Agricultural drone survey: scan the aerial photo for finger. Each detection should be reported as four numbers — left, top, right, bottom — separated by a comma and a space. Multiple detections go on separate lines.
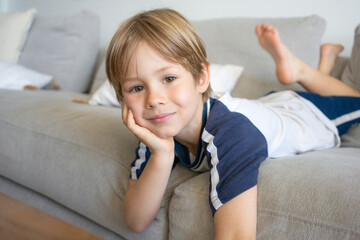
127, 108, 135, 127
122, 102, 129, 125
125, 109, 152, 140
126, 109, 143, 134
120, 105, 165, 148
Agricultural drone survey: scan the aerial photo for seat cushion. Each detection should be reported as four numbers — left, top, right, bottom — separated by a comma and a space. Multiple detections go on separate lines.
0, 89, 197, 239
169, 148, 360, 240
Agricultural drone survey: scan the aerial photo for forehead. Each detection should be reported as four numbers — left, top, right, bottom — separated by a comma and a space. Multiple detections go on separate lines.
126, 41, 184, 78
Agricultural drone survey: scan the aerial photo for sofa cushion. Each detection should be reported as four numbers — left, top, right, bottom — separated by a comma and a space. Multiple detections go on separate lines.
169, 148, 360, 239
193, 15, 326, 99
341, 24, 360, 92
0, 89, 197, 239
18, 11, 100, 93
0, 8, 36, 63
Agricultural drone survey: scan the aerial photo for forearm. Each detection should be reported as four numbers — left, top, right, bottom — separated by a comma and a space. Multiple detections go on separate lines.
214, 186, 257, 240
123, 151, 174, 232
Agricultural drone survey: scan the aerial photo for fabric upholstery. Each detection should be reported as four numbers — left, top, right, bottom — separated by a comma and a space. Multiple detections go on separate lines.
19, 11, 100, 93
169, 148, 360, 240
0, 89, 197, 239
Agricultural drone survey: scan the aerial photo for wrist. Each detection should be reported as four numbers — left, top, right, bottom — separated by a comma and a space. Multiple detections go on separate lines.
150, 148, 175, 167
151, 148, 175, 160
149, 138, 175, 156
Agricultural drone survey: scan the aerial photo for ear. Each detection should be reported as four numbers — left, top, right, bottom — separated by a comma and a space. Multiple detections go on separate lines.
198, 63, 210, 94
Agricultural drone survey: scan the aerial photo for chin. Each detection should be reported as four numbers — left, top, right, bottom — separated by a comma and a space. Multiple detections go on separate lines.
154, 132, 175, 139
152, 128, 178, 139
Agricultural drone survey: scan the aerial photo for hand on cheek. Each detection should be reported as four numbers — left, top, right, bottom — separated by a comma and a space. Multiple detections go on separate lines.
121, 102, 174, 155
121, 102, 140, 130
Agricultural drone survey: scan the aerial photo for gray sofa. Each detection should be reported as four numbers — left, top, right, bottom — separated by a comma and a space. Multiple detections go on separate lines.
1, 11, 359, 240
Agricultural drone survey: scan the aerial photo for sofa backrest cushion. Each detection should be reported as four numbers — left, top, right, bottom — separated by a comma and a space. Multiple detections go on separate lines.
193, 15, 326, 99
19, 11, 99, 93
0, 8, 36, 63
341, 24, 360, 93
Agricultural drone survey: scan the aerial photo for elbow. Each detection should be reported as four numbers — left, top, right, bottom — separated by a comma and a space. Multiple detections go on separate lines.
124, 218, 148, 233
123, 210, 149, 233
123, 193, 155, 233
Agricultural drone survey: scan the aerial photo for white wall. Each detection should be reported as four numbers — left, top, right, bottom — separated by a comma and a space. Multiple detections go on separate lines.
2, 0, 360, 57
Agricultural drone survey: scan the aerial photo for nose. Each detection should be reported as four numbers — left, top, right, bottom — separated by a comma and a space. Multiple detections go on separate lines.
146, 88, 167, 109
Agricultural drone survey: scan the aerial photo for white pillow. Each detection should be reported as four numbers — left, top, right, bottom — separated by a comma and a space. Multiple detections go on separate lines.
209, 63, 243, 93
88, 80, 121, 107
0, 61, 53, 90
88, 63, 243, 107
0, 8, 36, 63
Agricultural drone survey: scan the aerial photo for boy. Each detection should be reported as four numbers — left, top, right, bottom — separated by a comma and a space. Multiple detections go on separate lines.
106, 8, 360, 239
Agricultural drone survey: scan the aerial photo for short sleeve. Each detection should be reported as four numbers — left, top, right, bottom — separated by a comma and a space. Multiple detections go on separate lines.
203, 100, 268, 214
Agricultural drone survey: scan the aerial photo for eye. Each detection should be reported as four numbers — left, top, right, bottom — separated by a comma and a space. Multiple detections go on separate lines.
130, 85, 144, 93
163, 76, 176, 83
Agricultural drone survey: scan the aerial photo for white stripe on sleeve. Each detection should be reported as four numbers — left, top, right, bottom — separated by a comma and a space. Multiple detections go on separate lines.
202, 129, 223, 210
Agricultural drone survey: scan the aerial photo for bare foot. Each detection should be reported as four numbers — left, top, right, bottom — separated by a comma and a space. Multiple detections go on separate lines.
318, 43, 344, 74
255, 23, 300, 85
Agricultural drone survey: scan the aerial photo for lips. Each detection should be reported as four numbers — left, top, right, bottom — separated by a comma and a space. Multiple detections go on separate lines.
148, 112, 175, 124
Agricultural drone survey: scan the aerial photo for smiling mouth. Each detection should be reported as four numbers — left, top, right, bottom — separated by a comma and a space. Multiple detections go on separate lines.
148, 112, 175, 124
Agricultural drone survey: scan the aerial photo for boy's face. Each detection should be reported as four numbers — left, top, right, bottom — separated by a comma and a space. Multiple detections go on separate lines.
121, 41, 209, 139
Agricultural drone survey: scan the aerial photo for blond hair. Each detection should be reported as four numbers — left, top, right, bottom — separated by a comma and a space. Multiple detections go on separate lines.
106, 8, 211, 101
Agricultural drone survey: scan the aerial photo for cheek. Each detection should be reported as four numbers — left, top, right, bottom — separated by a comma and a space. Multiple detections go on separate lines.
172, 83, 200, 105
123, 97, 144, 124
